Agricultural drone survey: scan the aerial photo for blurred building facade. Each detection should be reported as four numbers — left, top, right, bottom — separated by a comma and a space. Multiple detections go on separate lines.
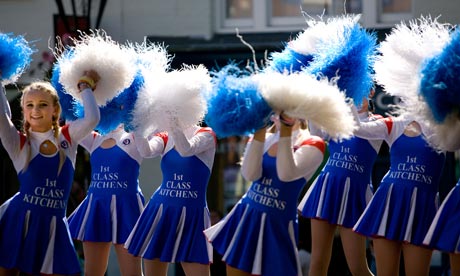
0, 1, 459, 275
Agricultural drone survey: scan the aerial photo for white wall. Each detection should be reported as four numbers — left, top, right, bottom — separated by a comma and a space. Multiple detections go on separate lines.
0, 0, 213, 83
415, 0, 460, 24
2, 0, 460, 84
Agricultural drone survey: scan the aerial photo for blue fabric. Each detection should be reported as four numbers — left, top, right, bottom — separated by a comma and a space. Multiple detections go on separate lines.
424, 180, 460, 252
68, 145, 145, 243
354, 134, 446, 245
0, 154, 80, 275
208, 153, 306, 275
300, 136, 378, 228
126, 149, 212, 263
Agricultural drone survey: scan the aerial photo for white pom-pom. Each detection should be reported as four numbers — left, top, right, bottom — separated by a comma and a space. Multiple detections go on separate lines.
254, 71, 356, 140
126, 40, 171, 73
374, 17, 451, 102
289, 14, 360, 56
131, 65, 210, 136
427, 113, 460, 152
58, 30, 137, 106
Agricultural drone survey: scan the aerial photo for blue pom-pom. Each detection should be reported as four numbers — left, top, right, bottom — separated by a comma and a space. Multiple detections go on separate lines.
267, 45, 314, 73
51, 49, 83, 122
307, 24, 377, 105
420, 29, 460, 123
94, 71, 144, 135
121, 72, 145, 132
205, 65, 273, 138
0, 32, 35, 83
54, 50, 144, 134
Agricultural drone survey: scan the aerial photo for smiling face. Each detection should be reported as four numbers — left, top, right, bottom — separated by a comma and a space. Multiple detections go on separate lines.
21, 82, 60, 133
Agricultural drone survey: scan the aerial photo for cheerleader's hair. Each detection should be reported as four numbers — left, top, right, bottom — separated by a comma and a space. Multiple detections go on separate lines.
21, 82, 66, 174
0, 32, 35, 84
57, 29, 137, 106
204, 64, 273, 138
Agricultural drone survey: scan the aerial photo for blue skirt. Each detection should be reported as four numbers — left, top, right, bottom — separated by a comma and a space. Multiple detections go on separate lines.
125, 201, 212, 264
204, 202, 301, 276
353, 182, 438, 246
0, 193, 81, 275
423, 181, 460, 253
299, 172, 373, 228
68, 192, 145, 243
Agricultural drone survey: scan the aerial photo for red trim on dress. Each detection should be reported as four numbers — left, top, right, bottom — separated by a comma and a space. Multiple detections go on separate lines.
61, 124, 72, 145
298, 136, 326, 153
197, 127, 217, 145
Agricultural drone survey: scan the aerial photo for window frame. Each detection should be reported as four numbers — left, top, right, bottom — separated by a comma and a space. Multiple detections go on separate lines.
215, 0, 414, 33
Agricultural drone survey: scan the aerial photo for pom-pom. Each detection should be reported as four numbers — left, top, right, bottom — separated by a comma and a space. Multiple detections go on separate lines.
424, 113, 460, 152
204, 65, 273, 138
254, 71, 356, 140
57, 30, 136, 106
53, 48, 144, 133
374, 16, 451, 102
267, 45, 314, 73
420, 28, 460, 123
92, 71, 144, 135
265, 17, 342, 74
130, 64, 210, 137
51, 53, 83, 122
306, 15, 377, 105
0, 32, 35, 84
127, 41, 171, 73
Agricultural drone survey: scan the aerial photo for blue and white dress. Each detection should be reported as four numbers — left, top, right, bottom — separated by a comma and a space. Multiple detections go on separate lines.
423, 179, 460, 253
299, 112, 383, 228
125, 126, 216, 264
0, 88, 99, 275
68, 128, 161, 244
204, 131, 325, 275
353, 117, 446, 245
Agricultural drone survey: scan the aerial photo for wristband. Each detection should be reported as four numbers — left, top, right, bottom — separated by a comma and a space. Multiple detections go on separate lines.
78, 76, 96, 90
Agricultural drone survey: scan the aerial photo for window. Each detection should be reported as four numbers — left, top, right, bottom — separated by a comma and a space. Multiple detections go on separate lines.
216, 0, 413, 32
226, 0, 253, 18
379, 0, 412, 23
221, 0, 254, 28
269, 0, 362, 26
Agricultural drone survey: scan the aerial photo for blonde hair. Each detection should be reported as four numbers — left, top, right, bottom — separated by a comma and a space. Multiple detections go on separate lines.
21, 81, 66, 174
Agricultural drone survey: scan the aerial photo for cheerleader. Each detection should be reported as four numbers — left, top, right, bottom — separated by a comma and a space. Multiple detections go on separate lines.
204, 113, 325, 276
125, 124, 217, 276
0, 71, 100, 275
298, 93, 382, 276
352, 115, 446, 276
420, 29, 460, 275
67, 124, 162, 276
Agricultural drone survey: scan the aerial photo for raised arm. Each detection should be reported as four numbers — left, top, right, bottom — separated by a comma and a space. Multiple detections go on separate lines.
1, 84, 11, 119
134, 131, 166, 158
169, 127, 215, 157
67, 88, 100, 143
241, 127, 266, 182
0, 83, 20, 158
277, 117, 325, 182
350, 104, 391, 140
67, 71, 100, 143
